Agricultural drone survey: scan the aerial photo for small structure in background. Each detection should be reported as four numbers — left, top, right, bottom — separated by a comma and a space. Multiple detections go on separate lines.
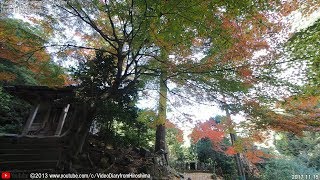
172, 160, 211, 173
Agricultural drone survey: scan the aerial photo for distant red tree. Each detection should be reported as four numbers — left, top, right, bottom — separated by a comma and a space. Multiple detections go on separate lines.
189, 117, 272, 164
189, 118, 226, 151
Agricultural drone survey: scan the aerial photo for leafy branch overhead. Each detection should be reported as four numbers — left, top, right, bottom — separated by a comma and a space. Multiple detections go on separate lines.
0, 18, 67, 86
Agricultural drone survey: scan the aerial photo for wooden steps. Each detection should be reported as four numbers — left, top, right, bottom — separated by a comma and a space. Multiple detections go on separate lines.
0, 135, 65, 171
0, 152, 61, 161
0, 161, 59, 170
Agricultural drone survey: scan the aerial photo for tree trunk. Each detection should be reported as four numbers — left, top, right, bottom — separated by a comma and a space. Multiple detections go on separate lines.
155, 124, 166, 152
60, 103, 96, 172
155, 55, 168, 154
226, 108, 246, 180
75, 106, 96, 155
230, 133, 246, 180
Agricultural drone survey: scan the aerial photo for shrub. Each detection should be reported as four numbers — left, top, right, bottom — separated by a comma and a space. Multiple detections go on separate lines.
261, 158, 318, 180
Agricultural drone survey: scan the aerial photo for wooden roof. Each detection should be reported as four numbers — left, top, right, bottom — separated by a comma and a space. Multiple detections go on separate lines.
3, 85, 75, 104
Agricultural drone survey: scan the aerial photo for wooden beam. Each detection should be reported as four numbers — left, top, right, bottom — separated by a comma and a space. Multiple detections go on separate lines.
43, 105, 51, 126
38, 104, 52, 135
54, 104, 70, 136
22, 104, 40, 136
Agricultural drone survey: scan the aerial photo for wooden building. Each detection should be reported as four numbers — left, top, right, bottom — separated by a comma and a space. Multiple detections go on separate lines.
0, 85, 81, 171
4, 85, 76, 137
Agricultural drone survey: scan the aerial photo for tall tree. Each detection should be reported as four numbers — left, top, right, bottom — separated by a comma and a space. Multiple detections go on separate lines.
224, 106, 246, 179
18, 0, 172, 168
144, 0, 285, 154
155, 52, 168, 152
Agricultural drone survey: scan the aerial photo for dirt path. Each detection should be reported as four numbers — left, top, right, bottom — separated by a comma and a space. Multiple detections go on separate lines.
182, 172, 214, 180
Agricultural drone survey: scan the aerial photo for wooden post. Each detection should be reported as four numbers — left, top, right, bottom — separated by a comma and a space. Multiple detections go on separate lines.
37, 105, 52, 135
22, 104, 40, 136
42, 105, 51, 126
55, 104, 70, 136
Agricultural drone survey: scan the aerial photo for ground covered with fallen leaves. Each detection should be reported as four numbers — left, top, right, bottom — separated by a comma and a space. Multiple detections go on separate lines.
72, 135, 180, 179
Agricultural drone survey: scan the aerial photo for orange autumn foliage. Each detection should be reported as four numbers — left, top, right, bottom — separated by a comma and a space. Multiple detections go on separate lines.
0, 20, 49, 64
190, 117, 272, 164
225, 146, 237, 155
219, 13, 271, 63
0, 72, 16, 81
280, 0, 320, 16
244, 150, 271, 164
0, 19, 68, 86
165, 120, 184, 143
189, 119, 225, 150
277, 95, 320, 133
176, 129, 184, 143
243, 94, 320, 135
240, 136, 273, 163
